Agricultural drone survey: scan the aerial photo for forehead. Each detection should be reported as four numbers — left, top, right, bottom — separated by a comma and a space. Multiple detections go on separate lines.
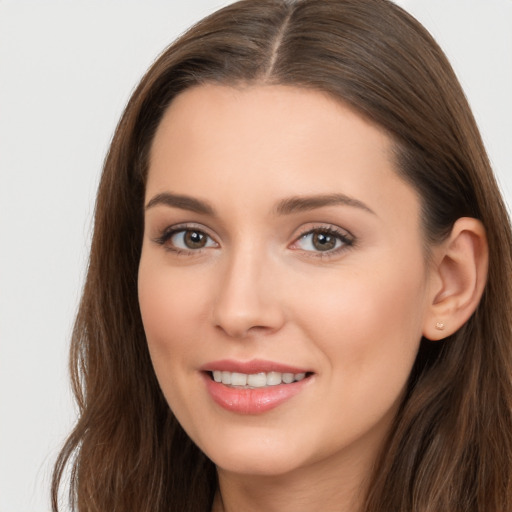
150, 84, 392, 162
147, 84, 420, 226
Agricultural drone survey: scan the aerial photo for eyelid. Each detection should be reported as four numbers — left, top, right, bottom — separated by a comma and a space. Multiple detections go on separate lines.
151, 221, 355, 258
152, 223, 219, 253
289, 224, 355, 257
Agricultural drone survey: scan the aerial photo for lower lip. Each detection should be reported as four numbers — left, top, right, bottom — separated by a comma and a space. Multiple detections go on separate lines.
202, 373, 311, 414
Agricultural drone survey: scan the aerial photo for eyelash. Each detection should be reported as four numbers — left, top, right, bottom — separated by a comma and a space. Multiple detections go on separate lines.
292, 225, 355, 259
152, 224, 355, 258
153, 224, 217, 255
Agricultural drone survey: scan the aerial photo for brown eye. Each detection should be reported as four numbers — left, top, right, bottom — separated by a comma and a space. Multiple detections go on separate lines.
183, 230, 207, 249
160, 228, 217, 252
293, 227, 354, 254
312, 232, 337, 251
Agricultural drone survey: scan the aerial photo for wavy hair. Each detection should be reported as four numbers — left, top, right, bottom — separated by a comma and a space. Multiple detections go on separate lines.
52, 0, 512, 510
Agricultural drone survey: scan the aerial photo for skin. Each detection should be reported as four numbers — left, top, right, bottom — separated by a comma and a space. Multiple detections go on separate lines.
138, 84, 441, 512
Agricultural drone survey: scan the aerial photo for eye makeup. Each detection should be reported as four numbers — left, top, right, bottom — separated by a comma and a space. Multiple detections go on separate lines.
151, 220, 356, 261
289, 224, 356, 259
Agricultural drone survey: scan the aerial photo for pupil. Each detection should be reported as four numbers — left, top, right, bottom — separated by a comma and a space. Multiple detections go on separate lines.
313, 232, 336, 251
185, 231, 206, 249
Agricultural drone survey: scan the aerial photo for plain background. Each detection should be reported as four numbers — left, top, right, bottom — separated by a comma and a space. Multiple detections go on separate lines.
1, 1, 511, 510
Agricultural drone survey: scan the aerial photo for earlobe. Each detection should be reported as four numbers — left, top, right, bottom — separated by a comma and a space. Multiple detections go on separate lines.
423, 218, 488, 341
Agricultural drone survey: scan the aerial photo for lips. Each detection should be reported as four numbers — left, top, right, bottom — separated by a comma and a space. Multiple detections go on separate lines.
200, 359, 313, 414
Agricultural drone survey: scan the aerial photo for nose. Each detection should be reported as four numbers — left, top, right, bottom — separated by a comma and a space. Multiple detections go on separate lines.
211, 247, 285, 339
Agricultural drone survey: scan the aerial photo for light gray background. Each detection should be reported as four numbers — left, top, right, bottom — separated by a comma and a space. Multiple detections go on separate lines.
1, 1, 511, 510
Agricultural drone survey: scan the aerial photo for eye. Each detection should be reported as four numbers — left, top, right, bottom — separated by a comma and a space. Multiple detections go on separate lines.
291, 226, 354, 254
154, 227, 218, 252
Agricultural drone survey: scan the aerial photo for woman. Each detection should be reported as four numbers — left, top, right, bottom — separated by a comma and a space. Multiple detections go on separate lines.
52, 0, 512, 510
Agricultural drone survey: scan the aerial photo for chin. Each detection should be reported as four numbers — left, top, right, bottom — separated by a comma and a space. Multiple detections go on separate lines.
201, 432, 307, 477
213, 453, 303, 477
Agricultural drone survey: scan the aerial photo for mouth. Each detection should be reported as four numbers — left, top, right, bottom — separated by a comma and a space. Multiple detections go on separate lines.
207, 370, 311, 388
201, 360, 314, 414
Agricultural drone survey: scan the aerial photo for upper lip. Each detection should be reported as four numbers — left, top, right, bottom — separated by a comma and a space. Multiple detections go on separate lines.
200, 359, 311, 374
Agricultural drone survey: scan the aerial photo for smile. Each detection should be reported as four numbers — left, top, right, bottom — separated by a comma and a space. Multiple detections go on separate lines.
201, 360, 314, 414
211, 370, 307, 388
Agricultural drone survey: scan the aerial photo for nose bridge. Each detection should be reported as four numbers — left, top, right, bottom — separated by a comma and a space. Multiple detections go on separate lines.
212, 240, 283, 338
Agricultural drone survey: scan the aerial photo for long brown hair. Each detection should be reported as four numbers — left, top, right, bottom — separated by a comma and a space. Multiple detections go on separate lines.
52, 0, 512, 510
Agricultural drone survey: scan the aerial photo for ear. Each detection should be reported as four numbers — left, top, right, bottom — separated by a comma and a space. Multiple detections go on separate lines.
423, 217, 488, 341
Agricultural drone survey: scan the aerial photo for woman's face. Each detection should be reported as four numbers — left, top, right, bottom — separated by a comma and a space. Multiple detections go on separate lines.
138, 84, 433, 478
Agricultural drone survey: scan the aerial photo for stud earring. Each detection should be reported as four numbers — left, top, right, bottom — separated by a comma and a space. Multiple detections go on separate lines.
435, 322, 445, 331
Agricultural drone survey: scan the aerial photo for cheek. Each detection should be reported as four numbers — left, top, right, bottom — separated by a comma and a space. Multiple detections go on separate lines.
291, 255, 427, 385
138, 258, 212, 431
296, 261, 427, 441
138, 258, 206, 365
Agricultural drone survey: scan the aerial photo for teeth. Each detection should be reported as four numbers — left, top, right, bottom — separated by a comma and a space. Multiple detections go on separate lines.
282, 373, 294, 384
231, 372, 247, 386
247, 373, 267, 387
266, 371, 282, 386
211, 370, 308, 388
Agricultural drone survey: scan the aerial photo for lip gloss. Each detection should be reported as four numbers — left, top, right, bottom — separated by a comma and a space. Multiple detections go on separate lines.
203, 374, 310, 414
200, 359, 312, 414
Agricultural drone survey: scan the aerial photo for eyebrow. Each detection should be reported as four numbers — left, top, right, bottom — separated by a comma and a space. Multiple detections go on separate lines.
145, 191, 375, 216
274, 193, 376, 216
145, 192, 215, 215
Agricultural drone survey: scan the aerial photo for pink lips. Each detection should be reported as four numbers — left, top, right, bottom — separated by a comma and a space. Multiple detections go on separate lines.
200, 359, 312, 415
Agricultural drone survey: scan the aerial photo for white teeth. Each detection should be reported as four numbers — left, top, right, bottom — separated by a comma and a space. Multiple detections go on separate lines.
247, 373, 267, 387
266, 371, 282, 386
231, 372, 247, 386
282, 373, 294, 384
211, 370, 309, 387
